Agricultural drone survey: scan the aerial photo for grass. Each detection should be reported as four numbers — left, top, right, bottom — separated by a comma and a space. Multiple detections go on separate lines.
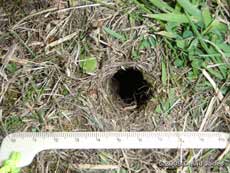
0, 0, 230, 172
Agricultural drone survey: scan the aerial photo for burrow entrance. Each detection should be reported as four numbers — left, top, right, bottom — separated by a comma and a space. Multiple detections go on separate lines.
111, 67, 152, 108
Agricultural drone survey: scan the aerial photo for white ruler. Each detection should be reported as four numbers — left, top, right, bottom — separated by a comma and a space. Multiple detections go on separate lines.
0, 132, 229, 167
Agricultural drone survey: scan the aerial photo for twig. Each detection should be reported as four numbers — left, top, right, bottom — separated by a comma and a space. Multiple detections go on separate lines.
202, 69, 230, 115
202, 69, 230, 161
122, 150, 131, 173
218, 143, 230, 160
0, 43, 17, 71
12, 3, 115, 29
199, 97, 216, 132
202, 69, 223, 100
55, 3, 115, 14
45, 32, 78, 52
12, 7, 58, 29
0, 55, 30, 65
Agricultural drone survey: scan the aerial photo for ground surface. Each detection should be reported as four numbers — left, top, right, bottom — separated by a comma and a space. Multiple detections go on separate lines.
0, 0, 230, 172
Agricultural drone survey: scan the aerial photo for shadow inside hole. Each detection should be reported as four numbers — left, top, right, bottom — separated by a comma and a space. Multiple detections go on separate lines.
112, 67, 152, 108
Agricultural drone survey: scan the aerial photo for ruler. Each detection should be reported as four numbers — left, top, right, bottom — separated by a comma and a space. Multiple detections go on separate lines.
0, 132, 229, 168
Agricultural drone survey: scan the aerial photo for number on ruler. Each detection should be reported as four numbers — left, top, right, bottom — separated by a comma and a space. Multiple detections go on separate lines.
117, 138, 121, 142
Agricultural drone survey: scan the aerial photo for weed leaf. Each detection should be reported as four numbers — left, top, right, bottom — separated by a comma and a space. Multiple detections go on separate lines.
148, 13, 191, 23
177, 0, 202, 20
80, 56, 97, 74
203, 20, 227, 35
202, 7, 212, 28
149, 0, 174, 12
176, 39, 186, 49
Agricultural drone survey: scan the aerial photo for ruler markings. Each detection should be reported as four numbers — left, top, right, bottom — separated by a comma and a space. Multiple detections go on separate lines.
1, 131, 229, 168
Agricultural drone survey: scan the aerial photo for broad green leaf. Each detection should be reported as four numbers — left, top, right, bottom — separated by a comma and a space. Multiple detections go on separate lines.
191, 59, 203, 69
165, 22, 181, 32
183, 30, 193, 38
148, 13, 191, 23
177, 0, 202, 20
80, 56, 97, 74
168, 88, 176, 104
174, 3, 182, 13
187, 71, 197, 81
155, 104, 163, 113
217, 43, 230, 53
202, 7, 212, 28
161, 61, 167, 86
209, 20, 228, 33
176, 39, 186, 49
174, 58, 184, 67
188, 39, 198, 50
184, 12, 211, 54
203, 20, 227, 35
149, 0, 174, 12
210, 33, 223, 43
212, 21, 227, 32
162, 100, 170, 112
103, 27, 126, 41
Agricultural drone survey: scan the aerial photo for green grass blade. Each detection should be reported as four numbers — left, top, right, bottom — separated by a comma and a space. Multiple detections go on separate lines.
132, 0, 153, 14
9, 30, 36, 58
103, 27, 126, 42
207, 68, 224, 80
185, 12, 226, 79
149, 0, 174, 12
202, 7, 212, 28
184, 12, 209, 52
177, 0, 201, 20
148, 13, 191, 23
161, 61, 167, 86
217, 43, 230, 53
157, 31, 179, 38
198, 53, 230, 57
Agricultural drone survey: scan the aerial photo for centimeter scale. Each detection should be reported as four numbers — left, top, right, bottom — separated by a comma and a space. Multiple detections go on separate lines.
0, 132, 229, 167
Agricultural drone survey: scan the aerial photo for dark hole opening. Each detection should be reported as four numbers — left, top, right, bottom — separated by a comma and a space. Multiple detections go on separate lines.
112, 68, 152, 107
